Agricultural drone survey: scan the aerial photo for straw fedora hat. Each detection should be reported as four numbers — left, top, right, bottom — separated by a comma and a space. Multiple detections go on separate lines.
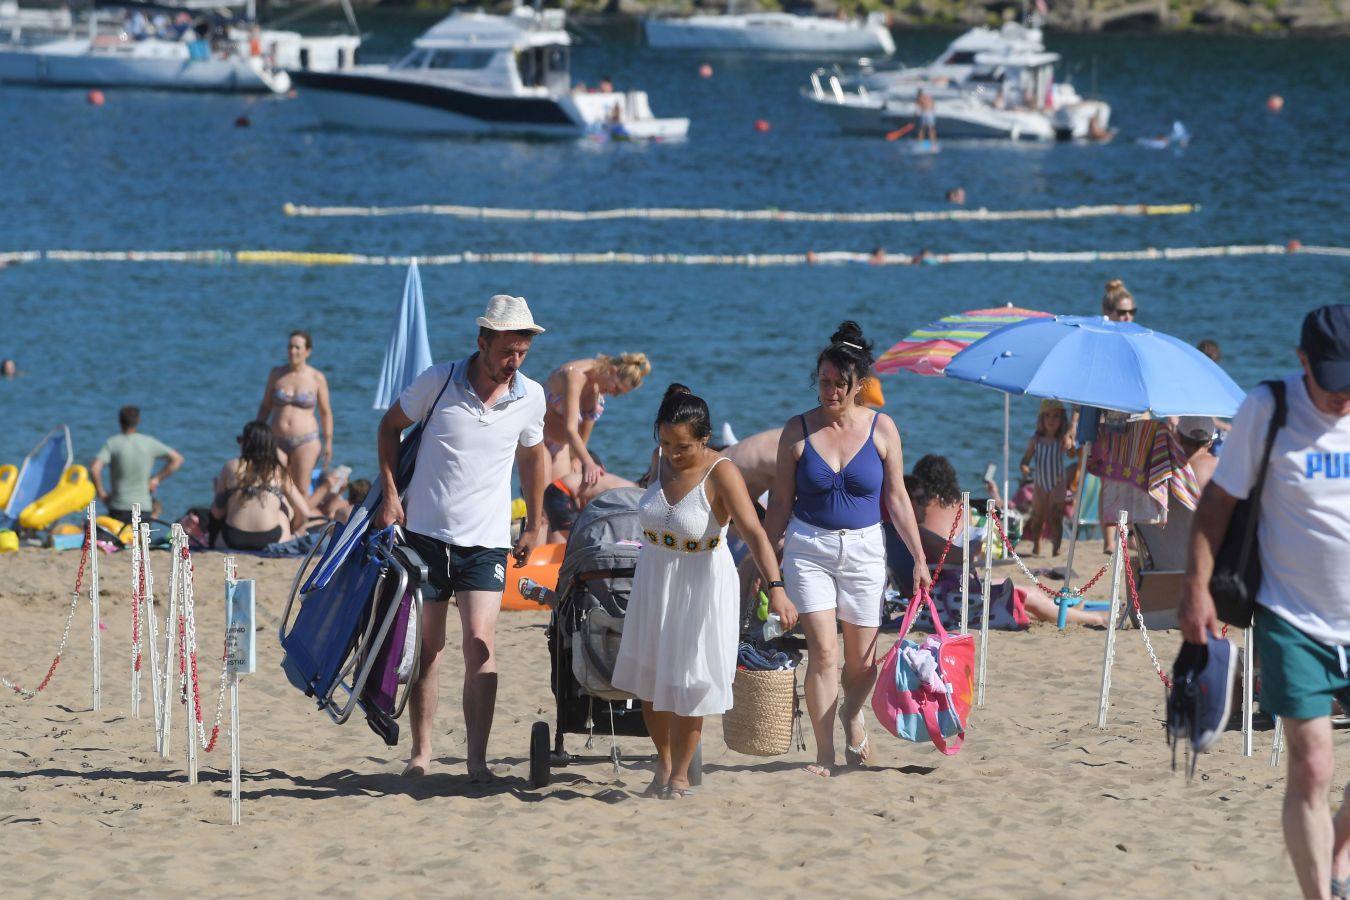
477, 294, 545, 334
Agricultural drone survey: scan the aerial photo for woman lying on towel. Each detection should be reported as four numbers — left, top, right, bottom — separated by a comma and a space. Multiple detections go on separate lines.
210, 421, 311, 551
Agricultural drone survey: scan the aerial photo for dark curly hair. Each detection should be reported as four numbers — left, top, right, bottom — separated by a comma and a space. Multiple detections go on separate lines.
911, 454, 961, 507
814, 320, 875, 390
653, 383, 711, 443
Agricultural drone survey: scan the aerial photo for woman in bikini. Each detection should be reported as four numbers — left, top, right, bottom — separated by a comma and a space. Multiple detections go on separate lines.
210, 422, 311, 551
763, 321, 930, 777
256, 330, 333, 497
542, 352, 650, 484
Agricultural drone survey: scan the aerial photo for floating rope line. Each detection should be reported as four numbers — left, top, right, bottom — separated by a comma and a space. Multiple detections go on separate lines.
2, 243, 1344, 268
281, 200, 1199, 224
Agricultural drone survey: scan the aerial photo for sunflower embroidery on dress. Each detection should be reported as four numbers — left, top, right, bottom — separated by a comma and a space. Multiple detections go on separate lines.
662, 532, 678, 548
708, 535, 720, 550
644, 529, 660, 544
683, 538, 701, 553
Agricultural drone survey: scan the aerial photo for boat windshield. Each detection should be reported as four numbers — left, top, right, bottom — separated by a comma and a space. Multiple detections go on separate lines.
515, 43, 568, 91
427, 49, 494, 70
395, 49, 430, 70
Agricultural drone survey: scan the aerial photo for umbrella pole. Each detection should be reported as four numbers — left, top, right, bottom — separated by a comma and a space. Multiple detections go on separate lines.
1002, 393, 1011, 535
1063, 438, 1092, 593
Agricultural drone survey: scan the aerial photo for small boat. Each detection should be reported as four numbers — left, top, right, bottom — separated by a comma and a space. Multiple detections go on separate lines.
291, 8, 688, 140
0, 2, 360, 94
644, 11, 894, 56
807, 48, 1110, 142
843, 20, 1046, 92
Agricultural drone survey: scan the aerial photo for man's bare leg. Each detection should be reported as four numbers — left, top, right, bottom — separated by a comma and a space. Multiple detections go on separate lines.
1283, 716, 1337, 899
405, 599, 450, 776
458, 589, 501, 781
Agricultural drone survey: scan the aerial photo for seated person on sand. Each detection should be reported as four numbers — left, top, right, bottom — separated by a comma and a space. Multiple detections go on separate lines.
893, 455, 1107, 627
210, 422, 311, 551
543, 454, 638, 543
317, 477, 370, 526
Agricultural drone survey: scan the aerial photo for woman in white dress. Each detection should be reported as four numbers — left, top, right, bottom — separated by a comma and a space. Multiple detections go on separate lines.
612, 384, 796, 799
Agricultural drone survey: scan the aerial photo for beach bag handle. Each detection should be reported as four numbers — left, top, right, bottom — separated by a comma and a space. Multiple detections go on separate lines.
896, 585, 948, 644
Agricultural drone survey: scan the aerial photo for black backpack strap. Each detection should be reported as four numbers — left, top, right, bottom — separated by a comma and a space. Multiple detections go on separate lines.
1240, 379, 1286, 558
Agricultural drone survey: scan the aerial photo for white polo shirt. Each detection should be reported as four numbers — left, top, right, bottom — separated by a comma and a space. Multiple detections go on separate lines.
398, 355, 545, 550
1213, 374, 1350, 644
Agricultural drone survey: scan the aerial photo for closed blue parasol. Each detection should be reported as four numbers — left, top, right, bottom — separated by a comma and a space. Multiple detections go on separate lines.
944, 315, 1245, 417
373, 258, 434, 410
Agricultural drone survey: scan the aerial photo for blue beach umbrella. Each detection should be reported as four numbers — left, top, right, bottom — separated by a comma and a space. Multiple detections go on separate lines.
373, 258, 434, 410
944, 315, 1246, 596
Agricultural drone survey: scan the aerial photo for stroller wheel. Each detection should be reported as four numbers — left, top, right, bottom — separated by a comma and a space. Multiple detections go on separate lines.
687, 741, 703, 786
529, 721, 551, 788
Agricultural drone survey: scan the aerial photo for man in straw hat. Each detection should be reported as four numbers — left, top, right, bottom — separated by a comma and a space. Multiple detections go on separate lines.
375, 294, 549, 781
1181, 305, 1350, 897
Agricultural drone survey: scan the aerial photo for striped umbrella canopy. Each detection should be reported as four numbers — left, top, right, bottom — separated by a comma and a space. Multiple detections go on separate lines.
876, 306, 1055, 377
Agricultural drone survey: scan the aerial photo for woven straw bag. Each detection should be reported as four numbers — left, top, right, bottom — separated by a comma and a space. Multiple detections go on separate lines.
723, 668, 798, 756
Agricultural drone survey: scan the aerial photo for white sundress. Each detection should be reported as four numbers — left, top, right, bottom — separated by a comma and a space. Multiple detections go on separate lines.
610, 457, 740, 718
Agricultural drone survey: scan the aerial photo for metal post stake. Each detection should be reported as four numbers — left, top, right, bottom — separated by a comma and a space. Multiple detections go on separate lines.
87, 503, 101, 711
1096, 511, 1129, 728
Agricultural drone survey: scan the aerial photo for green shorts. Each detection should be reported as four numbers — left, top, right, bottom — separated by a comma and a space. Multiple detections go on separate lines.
1254, 605, 1350, 721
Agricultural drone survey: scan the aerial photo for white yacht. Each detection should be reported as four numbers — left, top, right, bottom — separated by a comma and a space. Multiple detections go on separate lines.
0, 2, 359, 93
845, 20, 1046, 91
807, 47, 1110, 142
290, 8, 689, 140
644, 11, 894, 55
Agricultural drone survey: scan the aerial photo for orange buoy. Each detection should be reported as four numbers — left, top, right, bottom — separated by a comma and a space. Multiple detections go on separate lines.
87, 89, 105, 106
1266, 94, 1284, 113
753, 119, 771, 132
1287, 239, 1302, 253
698, 63, 713, 78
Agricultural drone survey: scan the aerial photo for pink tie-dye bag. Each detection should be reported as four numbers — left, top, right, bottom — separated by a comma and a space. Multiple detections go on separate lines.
872, 587, 975, 756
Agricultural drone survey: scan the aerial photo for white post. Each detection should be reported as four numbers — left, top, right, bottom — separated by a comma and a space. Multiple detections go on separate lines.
184, 569, 199, 785
226, 557, 240, 826
959, 491, 971, 635
1096, 511, 1130, 728
130, 504, 142, 717
224, 562, 253, 827
1271, 717, 1284, 768
87, 503, 101, 711
159, 528, 180, 759
976, 499, 995, 708
1242, 627, 1254, 757
143, 524, 163, 753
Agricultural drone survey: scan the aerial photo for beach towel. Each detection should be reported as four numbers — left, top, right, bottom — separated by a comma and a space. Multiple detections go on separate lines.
873, 587, 975, 755
892, 570, 1028, 632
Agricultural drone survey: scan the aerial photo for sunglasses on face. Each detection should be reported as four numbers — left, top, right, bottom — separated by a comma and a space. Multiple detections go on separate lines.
1114, 307, 1137, 318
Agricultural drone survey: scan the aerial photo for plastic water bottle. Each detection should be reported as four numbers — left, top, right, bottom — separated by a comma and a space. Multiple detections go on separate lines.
762, 613, 785, 641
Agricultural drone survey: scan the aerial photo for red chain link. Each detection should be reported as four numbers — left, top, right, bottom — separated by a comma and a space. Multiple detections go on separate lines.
929, 502, 964, 584
7, 534, 90, 696
178, 552, 221, 753
990, 513, 1109, 600
1120, 525, 1173, 689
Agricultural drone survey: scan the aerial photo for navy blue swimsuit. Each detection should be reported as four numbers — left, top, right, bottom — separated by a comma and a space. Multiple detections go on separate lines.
792, 413, 884, 530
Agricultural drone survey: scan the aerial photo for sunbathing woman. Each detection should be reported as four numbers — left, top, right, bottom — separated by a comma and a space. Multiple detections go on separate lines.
542, 352, 650, 483
256, 330, 333, 497
210, 422, 310, 551
764, 321, 929, 776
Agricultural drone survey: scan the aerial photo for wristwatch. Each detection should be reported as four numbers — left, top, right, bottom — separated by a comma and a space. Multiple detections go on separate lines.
767, 580, 786, 590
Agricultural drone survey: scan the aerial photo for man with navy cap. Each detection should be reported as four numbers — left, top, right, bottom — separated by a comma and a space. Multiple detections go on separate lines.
1182, 305, 1350, 897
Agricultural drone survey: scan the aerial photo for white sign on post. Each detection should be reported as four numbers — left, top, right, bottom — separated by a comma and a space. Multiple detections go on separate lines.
226, 580, 256, 675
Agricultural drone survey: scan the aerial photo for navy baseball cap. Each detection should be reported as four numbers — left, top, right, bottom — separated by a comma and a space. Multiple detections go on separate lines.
1301, 305, 1350, 393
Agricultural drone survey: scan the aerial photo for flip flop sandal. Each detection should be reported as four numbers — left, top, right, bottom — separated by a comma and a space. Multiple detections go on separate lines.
640, 778, 668, 799
840, 708, 871, 767
661, 787, 695, 800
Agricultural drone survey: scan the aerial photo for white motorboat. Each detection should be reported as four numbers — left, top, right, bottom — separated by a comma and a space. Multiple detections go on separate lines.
644, 11, 894, 56
807, 48, 1110, 141
846, 20, 1045, 91
0, 3, 360, 93
290, 8, 689, 140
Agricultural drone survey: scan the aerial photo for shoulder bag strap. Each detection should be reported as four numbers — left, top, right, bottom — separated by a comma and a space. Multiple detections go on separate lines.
1238, 380, 1287, 561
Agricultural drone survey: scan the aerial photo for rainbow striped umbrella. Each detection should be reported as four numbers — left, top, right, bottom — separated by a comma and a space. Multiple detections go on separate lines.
876, 306, 1055, 376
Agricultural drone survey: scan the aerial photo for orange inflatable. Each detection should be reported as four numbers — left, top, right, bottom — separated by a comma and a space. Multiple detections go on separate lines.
501, 542, 565, 611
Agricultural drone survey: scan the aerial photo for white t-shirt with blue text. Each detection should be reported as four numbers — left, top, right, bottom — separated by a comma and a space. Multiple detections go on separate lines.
1212, 374, 1350, 644
398, 356, 544, 550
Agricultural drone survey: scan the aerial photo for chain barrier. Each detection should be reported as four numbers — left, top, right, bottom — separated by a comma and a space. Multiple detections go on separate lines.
1, 536, 90, 698
177, 547, 228, 752
1119, 523, 1173, 689
131, 548, 144, 675
989, 513, 1110, 608
929, 502, 964, 584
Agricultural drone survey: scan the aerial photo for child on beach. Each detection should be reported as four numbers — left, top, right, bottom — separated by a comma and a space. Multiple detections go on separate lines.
1018, 400, 1072, 556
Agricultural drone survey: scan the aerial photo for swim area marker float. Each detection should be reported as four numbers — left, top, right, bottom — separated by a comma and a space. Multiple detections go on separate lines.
2, 242, 1346, 269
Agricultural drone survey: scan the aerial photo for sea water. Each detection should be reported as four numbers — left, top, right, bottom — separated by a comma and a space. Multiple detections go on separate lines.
1, 15, 1347, 520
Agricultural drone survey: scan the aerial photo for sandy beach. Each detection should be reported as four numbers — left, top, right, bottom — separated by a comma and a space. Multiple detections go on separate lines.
0, 539, 1311, 897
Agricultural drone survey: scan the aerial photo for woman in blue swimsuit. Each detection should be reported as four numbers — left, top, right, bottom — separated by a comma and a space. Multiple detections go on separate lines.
764, 321, 930, 776
256, 330, 333, 498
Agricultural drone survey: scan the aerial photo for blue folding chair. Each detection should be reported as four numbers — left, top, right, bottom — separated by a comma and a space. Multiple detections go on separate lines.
1065, 472, 1101, 541
2, 426, 72, 529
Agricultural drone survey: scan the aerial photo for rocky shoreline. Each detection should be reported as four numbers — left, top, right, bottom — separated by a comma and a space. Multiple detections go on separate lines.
370, 0, 1350, 37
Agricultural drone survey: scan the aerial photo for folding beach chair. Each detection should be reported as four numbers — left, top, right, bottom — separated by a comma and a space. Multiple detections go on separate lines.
1064, 471, 1101, 542
279, 525, 428, 745
1121, 505, 1194, 631
1, 425, 72, 529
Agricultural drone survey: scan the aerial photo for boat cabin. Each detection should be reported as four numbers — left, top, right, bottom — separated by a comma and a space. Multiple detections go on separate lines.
394, 8, 571, 95
969, 50, 1060, 110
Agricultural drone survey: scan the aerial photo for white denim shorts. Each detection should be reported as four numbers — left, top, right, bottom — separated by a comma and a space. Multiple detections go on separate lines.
781, 518, 886, 627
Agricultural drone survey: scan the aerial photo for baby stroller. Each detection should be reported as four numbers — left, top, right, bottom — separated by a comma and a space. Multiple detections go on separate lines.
528, 487, 702, 788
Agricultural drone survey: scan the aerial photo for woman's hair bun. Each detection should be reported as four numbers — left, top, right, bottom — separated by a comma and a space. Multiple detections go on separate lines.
663, 383, 692, 402
830, 320, 868, 349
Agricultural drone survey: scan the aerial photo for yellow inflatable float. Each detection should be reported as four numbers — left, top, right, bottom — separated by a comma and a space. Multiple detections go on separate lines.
0, 464, 16, 510
19, 465, 96, 531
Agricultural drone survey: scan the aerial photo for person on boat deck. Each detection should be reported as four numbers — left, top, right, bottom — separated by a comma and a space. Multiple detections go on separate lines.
210, 421, 310, 552
598, 75, 614, 93
90, 405, 183, 523
374, 295, 550, 783
255, 329, 336, 502
542, 351, 651, 483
